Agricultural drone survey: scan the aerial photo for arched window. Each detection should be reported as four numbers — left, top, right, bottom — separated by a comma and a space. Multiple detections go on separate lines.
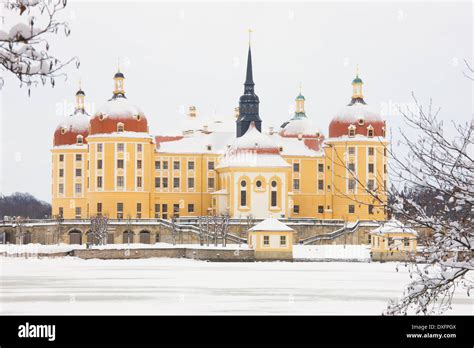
117, 122, 124, 132
348, 125, 356, 137
367, 125, 374, 137
240, 180, 247, 207
76, 135, 83, 144
270, 180, 278, 207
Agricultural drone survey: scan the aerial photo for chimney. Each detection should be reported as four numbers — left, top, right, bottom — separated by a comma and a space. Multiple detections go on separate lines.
269, 126, 274, 135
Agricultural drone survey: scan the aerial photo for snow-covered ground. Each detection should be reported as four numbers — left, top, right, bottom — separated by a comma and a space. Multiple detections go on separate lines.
1, 257, 472, 315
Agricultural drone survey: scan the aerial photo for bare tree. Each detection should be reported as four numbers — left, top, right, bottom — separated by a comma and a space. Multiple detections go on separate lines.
383, 94, 473, 315
90, 214, 109, 245
0, 0, 79, 93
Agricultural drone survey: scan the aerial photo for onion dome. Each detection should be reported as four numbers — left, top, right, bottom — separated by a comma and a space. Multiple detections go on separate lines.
218, 122, 289, 168
53, 87, 90, 146
328, 73, 385, 138
89, 70, 148, 136
280, 91, 321, 138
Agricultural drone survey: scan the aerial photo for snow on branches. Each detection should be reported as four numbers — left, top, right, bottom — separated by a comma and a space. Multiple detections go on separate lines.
0, 0, 79, 93
385, 93, 473, 315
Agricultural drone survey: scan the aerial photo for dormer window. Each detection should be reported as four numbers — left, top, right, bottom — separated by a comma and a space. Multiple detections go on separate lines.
98, 114, 105, 121
60, 127, 67, 135
206, 145, 212, 151
117, 122, 124, 132
348, 125, 356, 137
358, 118, 365, 126
76, 135, 83, 144
136, 114, 141, 121
367, 125, 374, 137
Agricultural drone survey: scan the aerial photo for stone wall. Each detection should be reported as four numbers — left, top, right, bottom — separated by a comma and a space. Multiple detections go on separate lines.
71, 247, 254, 261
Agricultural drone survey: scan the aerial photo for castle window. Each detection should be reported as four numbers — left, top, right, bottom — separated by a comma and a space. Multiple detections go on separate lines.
98, 114, 104, 121
59, 154, 64, 162
75, 183, 81, 194
256, 180, 262, 188
240, 180, 247, 207
188, 204, 194, 213
97, 203, 102, 214
188, 161, 195, 170
117, 123, 124, 132
162, 178, 168, 188
117, 143, 124, 152
137, 144, 142, 152
318, 179, 324, 191
367, 126, 374, 137
173, 177, 180, 188
76, 135, 83, 144
58, 207, 64, 217
173, 204, 180, 217
136, 203, 142, 219
280, 235, 287, 246
348, 179, 356, 191
188, 177, 194, 189
117, 159, 124, 169
58, 183, 64, 194
155, 161, 161, 170
293, 179, 300, 190
75, 207, 81, 219
75, 168, 82, 177
368, 204, 374, 215
97, 176, 103, 188
59, 169, 64, 177
155, 177, 160, 188
404, 238, 410, 247
293, 205, 300, 214
162, 161, 168, 170
76, 154, 82, 161
117, 203, 123, 219
367, 179, 375, 190
61, 127, 66, 134
208, 178, 215, 189
384, 164, 387, 174
207, 145, 212, 151
348, 163, 355, 172
117, 176, 124, 187
263, 236, 270, 246
348, 147, 355, 155
348, 205, 355, 214
317, 205, 324, 214
368, 163, 374, 173
173, 161, 180, 170
368, 147, 374, 156
358, 118, 364, 126
270, 180, 278, 207
318, 163, 324, 172
208, 161, 215, 170
327, 185, 331, 191
136, 114, 141, 121
137, 176, 142, 188
154, 204, 160, 218
137, 160, 142, 169
97, 159, 103, 169
293, 163, 300, 172
348, 125, 356, 137
97, 143, 103, 152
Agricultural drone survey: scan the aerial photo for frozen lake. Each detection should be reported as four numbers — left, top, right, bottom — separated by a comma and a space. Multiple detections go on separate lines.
1, 257, 472, 315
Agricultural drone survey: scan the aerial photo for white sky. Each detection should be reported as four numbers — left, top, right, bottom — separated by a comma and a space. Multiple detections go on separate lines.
0, 1, 472, 202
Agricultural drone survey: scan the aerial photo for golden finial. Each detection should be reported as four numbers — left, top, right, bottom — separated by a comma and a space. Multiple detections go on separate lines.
356, 64, 359, 77
117, 57, 121, 73
299, 82, 302, 94
78, 78, 82, 90
248, 28, 254, 46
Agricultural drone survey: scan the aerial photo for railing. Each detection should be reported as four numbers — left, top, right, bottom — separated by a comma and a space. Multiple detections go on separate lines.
300, 220, 361, 245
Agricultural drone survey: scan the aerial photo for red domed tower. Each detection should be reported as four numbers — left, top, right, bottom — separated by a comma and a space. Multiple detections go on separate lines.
89, 70, 148, 135
53, 86, 90, 146
328, 73, 385, 138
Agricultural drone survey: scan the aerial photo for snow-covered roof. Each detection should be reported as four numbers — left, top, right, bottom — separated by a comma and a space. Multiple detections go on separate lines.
280, 118, 320, 137
324, 135, 387, 143
95, 97, 144, 119
249, 218, 294, 232
333, 102, 383, 123
211, 189, 228, 195
370, 218, 418, 236
269, 133, 323, 157
230, 123, 278, 151
157, 131, 232, 154
57, 110, 90, 132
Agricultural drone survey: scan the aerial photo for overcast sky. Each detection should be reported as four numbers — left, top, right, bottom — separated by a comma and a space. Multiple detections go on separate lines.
0, 1, 472, 202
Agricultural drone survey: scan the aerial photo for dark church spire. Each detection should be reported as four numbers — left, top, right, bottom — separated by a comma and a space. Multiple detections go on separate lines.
236, 36, 262, 138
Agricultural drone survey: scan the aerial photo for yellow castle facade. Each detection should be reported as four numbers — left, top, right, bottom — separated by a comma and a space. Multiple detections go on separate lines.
51, 45, 388, 222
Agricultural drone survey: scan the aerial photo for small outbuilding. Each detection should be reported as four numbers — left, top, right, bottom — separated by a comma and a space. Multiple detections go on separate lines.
248, 218, 294, 261
370, 218, 418, 262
